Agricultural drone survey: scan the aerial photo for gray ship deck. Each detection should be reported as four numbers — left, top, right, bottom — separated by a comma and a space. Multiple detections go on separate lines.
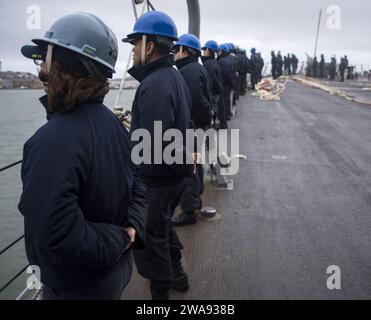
122, 80, 371, 300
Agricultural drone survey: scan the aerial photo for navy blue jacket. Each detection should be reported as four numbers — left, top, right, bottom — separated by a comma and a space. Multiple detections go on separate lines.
240, 53, 252, 74
250, 53, 260, 70
18, 95, 148, 289
277, 54, 284, 68
175, 56, 213, 128
271, 54, 278, 67
227, 54, 237, 89
201, 55, 223, 96
217, 53, 235, 88
128, 54, 194, 185
235, 53, 245, 74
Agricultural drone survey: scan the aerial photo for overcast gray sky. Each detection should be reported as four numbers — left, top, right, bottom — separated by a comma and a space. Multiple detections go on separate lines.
1, 0, 370, 75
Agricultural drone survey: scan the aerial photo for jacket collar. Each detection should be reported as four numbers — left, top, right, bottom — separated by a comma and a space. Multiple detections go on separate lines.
201, 55, 215, 64
217, 52, 229, 60
174, 56, 199, 70
39, 94, 104, 121
128, 54, 175, 83
39, 95, 53, 121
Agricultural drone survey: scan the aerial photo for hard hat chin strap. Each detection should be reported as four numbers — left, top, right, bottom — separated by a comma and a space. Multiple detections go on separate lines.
141, 34, 147, 65
79, 56, 105, 79
46, 44, 54, 73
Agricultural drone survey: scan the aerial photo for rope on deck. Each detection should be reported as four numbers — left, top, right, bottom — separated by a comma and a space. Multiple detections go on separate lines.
292, 76, 371, 106
251, 76, 289, 101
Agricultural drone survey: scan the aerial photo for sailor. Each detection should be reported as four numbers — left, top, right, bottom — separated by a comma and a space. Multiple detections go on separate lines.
339, 55, 349, 82
216, 44, 235, 129
291, 54, 299, 75
287, 54, 292, 75
123, 11, 194, 300
319, 54, 325, 78
330, 55, 337, 80
201, 40, 223, 125
283, 56, 289, 75
250, 48, 260, 90
257, 52, 264, 82
312, 57, 319, 78
227, 43, 237, 121
18, 12, 147, 300
234, 46, 246, 97
225, 43, 237, 115
240, 49, 251, 94
271, 51, 278, 79
171, 34, 213, 227
229, 44, 241, 107
236, 48, 246, 95
277, 51, 284, 77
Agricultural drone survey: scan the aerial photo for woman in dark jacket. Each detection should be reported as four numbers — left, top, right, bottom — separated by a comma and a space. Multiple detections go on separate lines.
18, 12, 147, 300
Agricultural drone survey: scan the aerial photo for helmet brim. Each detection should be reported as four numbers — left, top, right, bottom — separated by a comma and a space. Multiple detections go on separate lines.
21, 45, 47, 61
174, 43, 201, 53
122, 31, 178, 43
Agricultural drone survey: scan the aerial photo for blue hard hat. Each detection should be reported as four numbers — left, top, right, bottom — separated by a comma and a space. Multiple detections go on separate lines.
174, 34, 201, 52
202, 40, 218, 51
251, 48, 256, 54
219, 44, 230, 53
122, 11, 178, 42
228, 43, 235, 50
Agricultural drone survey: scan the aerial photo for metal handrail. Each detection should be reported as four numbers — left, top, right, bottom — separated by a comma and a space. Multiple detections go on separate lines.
0, 160, 24, 254
0, 160, 22, 173
0, 235, 24, 256
0, 264, 30, 294
0, 160, 25, 296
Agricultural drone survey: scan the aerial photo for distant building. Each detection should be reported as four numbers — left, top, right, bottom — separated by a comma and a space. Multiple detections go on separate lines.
0, 71, 43, 89
0, 71, 139, 90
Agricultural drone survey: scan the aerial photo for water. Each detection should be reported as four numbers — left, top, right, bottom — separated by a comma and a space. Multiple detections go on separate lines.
0, 89, 136, 299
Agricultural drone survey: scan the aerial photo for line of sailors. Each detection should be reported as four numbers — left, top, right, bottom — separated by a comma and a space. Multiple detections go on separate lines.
271, 51, 299, 79
307, 54, 349, 82
127, 12, 262, 299
18, 10, 263, 301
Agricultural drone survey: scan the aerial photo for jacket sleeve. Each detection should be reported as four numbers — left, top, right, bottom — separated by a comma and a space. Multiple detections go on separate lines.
213, 67, 223, 95
196, 71, 213, 126
227, 62, 235, 88
19, 135, 132, 269
124, 166, 148, 250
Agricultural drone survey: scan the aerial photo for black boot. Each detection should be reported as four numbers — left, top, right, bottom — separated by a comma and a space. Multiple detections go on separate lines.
171, 260, 189, 292
173, 212, 197, 227
150, 280, 170, 300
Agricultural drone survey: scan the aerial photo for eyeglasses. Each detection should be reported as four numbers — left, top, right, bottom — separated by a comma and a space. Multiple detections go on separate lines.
128, 37, 142, 46
171, 47, 181, 54
33, 59, 44, 66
